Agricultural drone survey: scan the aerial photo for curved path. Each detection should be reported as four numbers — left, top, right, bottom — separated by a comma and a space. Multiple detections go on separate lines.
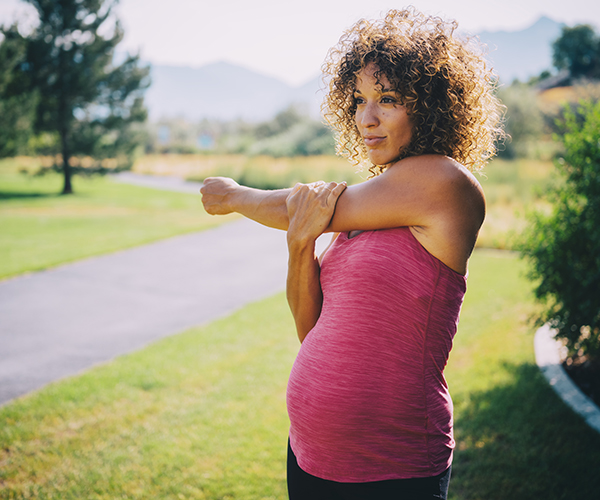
534, 324, 600, 434
0, 174, 327, 406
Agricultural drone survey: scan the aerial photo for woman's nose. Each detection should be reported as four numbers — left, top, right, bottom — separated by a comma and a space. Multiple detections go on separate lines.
358, 102, 379, 128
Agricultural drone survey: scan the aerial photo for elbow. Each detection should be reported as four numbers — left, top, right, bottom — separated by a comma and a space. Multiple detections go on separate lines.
295, 318, 317, 344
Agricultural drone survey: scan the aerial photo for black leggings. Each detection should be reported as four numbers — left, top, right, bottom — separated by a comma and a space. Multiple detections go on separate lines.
287, 440, 451, 500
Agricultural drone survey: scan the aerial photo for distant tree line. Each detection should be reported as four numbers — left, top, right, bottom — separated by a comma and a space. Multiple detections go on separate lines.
146, 105, 336, 157
553, 24, 600, 80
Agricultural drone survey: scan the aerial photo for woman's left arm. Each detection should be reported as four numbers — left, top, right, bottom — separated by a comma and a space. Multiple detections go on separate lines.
285, 182, 346, 342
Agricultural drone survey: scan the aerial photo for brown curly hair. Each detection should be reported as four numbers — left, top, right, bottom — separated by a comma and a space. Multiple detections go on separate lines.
321, 7, 505, 174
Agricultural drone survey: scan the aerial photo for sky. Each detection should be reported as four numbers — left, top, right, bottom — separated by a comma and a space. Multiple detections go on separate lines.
1, 0, 599, 86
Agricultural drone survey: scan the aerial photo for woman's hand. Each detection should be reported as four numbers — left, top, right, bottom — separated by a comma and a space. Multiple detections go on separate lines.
200, 177, 240, 215
286, 181, 347, 245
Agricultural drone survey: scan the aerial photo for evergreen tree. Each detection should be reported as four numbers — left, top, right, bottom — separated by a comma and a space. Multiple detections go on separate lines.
0, 24, 37, 157
1, 0, 150, 194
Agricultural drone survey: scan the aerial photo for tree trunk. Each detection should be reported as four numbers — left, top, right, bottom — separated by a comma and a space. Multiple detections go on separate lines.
58, 44, 73, 196
60, 126, 73, 195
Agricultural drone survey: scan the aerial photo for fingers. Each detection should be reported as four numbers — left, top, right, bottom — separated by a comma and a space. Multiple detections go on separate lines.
329, 181, 347, 198
288, 181, 347, 205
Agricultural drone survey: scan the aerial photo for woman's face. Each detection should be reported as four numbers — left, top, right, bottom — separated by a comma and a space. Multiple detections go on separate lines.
354, 63, 413, 166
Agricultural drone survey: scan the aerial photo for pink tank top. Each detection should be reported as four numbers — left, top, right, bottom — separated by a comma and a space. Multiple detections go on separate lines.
286, 227, 466, 482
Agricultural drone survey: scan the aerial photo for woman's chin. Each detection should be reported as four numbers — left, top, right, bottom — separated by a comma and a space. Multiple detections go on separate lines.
367, 154, 399, 168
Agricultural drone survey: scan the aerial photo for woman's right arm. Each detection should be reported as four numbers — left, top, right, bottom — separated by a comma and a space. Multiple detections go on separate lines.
200, 177, 291, 230
285, 182, 347, 342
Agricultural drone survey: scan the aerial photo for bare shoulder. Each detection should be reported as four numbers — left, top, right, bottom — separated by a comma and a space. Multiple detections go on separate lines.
387, 155, 483, 193
384, 154, 484, 215
386, 155, 486, 274
329, 154, 484, 248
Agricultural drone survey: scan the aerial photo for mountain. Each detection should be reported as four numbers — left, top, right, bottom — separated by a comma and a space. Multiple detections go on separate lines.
477, 16, 564, 83
144, 61, 322, 122
144, 17, 565, 122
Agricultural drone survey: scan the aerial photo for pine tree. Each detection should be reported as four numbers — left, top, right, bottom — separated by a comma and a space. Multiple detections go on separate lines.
0, 24, 37, 157
2, 0, 150, 194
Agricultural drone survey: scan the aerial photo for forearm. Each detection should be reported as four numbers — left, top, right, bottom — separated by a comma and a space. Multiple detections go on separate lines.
201, 177, 291, 230
286, 236, 323, 343
235, 186, 291, 230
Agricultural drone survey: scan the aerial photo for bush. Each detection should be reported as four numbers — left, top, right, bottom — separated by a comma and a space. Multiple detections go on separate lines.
519, 100, 600, 360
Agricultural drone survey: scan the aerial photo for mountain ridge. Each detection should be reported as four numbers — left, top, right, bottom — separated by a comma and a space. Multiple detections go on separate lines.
144, 16, 564, 122
477, 15, 564, 83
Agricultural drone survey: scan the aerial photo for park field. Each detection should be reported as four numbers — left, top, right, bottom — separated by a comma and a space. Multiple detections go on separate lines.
4, 153, 595, 499
1, 250, 600, 499
0, 157, 237, 280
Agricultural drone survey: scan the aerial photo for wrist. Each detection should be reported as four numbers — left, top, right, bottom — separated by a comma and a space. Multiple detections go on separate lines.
225, 184, 249, 213
286, 229, 317, 253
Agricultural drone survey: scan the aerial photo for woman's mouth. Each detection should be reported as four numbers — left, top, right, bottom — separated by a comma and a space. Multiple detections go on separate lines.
363, 135, 385, 147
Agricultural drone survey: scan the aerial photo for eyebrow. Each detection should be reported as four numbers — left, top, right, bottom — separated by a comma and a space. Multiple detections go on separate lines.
353, 88, 396, 95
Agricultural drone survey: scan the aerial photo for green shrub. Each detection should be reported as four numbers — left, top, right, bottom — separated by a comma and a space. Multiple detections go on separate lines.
519, 100, 600, 360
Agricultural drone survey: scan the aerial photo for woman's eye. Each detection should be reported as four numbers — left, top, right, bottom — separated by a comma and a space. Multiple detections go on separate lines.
354, 96, 365, 105
381, 96, 396, 104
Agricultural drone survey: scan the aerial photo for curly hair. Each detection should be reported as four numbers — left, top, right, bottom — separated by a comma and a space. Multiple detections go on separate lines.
321, 7, 505, 174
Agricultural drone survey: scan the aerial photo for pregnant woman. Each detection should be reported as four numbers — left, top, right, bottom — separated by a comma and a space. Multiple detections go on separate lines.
201, 7, 503, 499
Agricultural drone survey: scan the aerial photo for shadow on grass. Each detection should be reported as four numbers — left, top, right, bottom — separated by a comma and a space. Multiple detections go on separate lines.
0, 191, 60, 200
451, 363, 600, 500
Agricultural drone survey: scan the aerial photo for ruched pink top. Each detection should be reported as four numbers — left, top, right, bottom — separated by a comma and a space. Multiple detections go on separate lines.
286, 227, 467, 482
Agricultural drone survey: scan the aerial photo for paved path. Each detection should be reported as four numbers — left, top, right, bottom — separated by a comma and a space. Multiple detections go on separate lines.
534, 325, 600, 434
0, 174, 325, 406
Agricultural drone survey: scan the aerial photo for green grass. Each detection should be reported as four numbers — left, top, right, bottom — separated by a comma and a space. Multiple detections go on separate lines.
0, 294, 296, 499
0, 157, 236, 279
448, 252, 600, 499
134, 154, 366, 189
476, 158, 555, 249
2, 250, 600, 499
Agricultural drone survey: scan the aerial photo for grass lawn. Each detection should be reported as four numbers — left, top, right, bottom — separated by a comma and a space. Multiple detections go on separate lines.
0, 157, 236, 280
2, 250, 600, 499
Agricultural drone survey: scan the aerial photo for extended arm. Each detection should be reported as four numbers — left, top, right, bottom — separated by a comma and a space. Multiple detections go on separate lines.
200, 177, 291, 230
285, 182, 347, 342
200, 156, 472, 232
200, 155, 485, 274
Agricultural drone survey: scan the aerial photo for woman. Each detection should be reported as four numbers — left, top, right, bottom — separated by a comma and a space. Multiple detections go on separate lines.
201, 8, 503, 499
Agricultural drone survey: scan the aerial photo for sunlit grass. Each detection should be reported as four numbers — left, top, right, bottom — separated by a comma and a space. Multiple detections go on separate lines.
0, 293, 295, 499
0, 157, 236, 279
448, 251, 600, 499
2, 251, 599, 499
476, 158, 555, 249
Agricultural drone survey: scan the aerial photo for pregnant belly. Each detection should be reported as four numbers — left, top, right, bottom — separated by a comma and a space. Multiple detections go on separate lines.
286, 334, 426, 449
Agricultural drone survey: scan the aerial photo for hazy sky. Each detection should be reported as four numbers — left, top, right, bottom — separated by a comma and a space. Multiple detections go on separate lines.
1, 0, 598, 86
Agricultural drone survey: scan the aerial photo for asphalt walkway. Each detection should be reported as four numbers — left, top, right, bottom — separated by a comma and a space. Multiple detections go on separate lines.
0, 174, 323, 406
